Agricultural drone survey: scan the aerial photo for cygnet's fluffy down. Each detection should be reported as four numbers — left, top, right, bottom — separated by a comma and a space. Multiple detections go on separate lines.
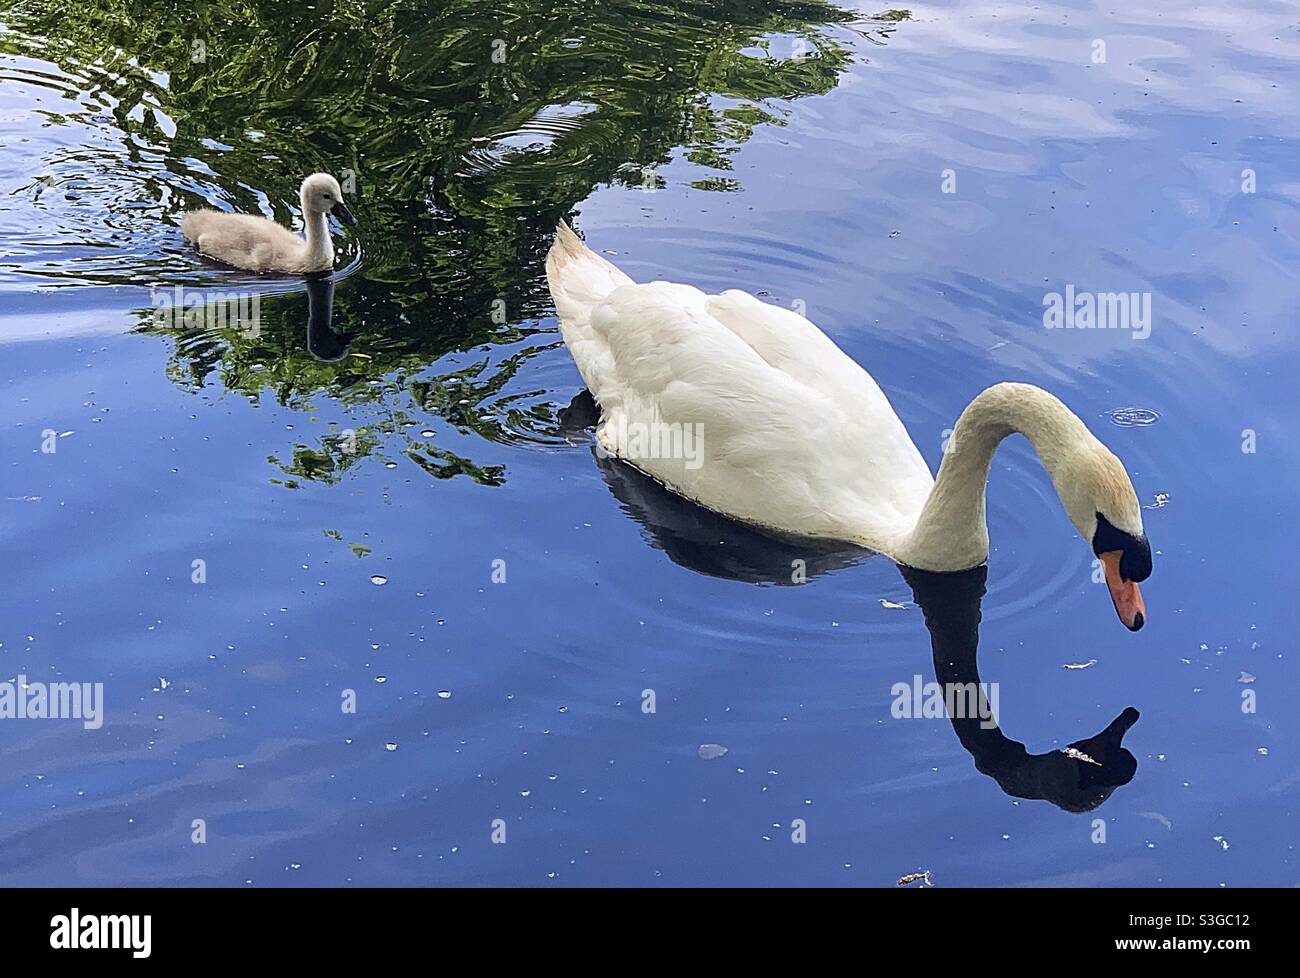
181, 173, 355, 274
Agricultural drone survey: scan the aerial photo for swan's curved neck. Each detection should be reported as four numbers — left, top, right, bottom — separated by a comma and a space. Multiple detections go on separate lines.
895, 383, 1092, 572
300, 194, 333, 268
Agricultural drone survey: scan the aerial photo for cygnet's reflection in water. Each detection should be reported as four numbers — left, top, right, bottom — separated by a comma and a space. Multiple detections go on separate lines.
560, 392, 1139, 812
304, 271, 352, 362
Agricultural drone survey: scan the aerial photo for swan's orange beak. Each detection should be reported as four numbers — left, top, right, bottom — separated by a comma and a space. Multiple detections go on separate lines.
1101, 551, 1145, 631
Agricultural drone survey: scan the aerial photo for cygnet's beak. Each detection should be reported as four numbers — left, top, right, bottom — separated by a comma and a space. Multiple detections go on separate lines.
330, 200, 356, 227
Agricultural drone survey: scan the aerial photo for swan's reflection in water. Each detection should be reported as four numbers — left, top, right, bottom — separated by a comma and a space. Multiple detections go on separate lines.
597, 457, 873, 582
304, 271, 352, 362
563, 392, 1139, 812
900, 564, 1138, 812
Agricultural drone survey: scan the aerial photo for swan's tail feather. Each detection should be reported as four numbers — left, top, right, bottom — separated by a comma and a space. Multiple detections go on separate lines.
545, 220, 632, 326
550, 219, 587, 263
546, 221, 634, 412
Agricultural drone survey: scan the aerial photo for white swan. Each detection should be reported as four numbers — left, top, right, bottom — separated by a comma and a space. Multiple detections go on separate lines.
545, 221, 1152, 630
180, 173, 355, 274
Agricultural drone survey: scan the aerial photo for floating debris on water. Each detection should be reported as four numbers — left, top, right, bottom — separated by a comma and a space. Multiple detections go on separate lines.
1237, 671, 1255, 684
1212, 834, 1230, 851
1145, 492, 1171, 510
1107, 406, 1160, 427
879, 599, 908, 610
897, 869, 933, 887
1064, 659, 1098, 670
1140, 811, 1173, 830
698, 743, 728, 760
370, 575, 388, 586
1063, 747, 1101, 766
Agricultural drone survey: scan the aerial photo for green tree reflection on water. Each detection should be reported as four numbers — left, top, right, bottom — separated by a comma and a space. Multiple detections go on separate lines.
1, 0, 910, 486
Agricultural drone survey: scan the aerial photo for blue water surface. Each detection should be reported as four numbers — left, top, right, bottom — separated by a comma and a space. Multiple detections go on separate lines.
0, 0, 1297, 885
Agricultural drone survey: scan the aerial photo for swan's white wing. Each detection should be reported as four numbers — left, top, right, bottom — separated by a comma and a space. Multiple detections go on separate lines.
705, 289, 873, 390
584, 282, 934, 549
705, 288, 934, 519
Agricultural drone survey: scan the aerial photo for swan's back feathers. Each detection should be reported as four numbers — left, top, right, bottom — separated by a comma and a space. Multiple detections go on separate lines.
181, 209, 314, 273
546, 223, 936, 550
705, 289, 908, 406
